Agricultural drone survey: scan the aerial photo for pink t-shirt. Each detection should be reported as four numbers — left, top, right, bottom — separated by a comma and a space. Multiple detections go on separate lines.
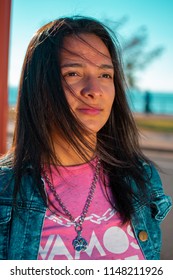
38, 160, 145, 260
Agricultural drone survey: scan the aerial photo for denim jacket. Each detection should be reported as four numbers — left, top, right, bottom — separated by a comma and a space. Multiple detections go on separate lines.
0, 163, 172, 260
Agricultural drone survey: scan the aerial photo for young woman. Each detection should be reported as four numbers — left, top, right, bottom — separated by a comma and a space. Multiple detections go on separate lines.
0, 16, 171, 260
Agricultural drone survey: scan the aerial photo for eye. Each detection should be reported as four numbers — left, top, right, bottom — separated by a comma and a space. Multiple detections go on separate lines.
100, 73, 113, 79
65, 72, 78, 77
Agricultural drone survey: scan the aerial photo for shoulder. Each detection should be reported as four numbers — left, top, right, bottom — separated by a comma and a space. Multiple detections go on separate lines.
0, 166, 14, 204
0, 164, 14, 194
143, 161, 162, 185
0, 164, 41, 202
0, 165, 14, 182
142, 161, 165, 194
0, 153, 14, 178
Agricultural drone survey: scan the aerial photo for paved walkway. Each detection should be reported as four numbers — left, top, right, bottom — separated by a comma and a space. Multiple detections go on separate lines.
139, 130, 173, 153
135, 113, 173, 153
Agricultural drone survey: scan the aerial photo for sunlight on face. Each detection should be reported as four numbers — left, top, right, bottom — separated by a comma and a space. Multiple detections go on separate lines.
60, 33, 115, 135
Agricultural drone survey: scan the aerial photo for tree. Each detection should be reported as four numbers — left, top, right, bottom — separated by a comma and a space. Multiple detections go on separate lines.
104, 17, 164, 88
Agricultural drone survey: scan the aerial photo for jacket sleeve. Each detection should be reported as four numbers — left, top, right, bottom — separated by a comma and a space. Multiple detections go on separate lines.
131, 162, 172, 260
143, 162, 172, 221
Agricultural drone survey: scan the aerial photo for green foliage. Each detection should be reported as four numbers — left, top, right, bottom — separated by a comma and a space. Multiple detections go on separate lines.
135, 116, 173, 132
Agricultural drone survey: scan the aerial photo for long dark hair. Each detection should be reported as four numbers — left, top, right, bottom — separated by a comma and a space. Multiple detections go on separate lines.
1, 16, 151, 222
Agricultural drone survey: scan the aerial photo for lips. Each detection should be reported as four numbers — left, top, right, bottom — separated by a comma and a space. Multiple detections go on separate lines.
77, 107, 102, 115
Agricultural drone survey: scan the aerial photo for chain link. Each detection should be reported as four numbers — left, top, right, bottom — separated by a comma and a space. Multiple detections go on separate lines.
42, 158, 101, 230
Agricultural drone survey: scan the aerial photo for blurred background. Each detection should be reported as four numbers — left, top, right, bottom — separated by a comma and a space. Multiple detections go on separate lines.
0, 0, 173, 259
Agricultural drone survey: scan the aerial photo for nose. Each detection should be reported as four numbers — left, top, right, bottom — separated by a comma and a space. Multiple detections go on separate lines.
80, 77, 102, 98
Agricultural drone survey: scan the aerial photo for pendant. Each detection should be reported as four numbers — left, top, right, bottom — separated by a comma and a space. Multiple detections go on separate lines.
72, 235, 88, 252
72, 228, 88, 252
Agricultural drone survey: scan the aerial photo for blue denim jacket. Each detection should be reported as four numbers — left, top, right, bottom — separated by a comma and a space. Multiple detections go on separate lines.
0, 163, 172, 260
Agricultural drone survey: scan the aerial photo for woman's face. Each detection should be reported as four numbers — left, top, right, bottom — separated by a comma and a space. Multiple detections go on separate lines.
60, 33, 115, 135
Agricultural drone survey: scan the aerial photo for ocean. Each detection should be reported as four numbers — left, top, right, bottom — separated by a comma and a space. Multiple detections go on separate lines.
8, 86, 173, 115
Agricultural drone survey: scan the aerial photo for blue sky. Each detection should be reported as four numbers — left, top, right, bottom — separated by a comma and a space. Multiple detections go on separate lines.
9, 0, 173, 92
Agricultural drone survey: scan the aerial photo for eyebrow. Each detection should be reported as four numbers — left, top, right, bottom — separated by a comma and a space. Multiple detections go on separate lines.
61, 63, 83, 68
61, 63, 114, 70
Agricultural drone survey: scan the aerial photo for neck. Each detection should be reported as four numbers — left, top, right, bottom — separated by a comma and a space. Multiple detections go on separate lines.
51, 133, 97, 166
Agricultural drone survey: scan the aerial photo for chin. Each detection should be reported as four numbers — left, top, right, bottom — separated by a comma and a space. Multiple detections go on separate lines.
86, 127, 102, 135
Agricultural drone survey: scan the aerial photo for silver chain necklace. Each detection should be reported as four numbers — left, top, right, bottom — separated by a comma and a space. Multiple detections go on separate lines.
42, 158, 101, 252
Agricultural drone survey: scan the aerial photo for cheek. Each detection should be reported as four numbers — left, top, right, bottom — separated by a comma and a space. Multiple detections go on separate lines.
64, 88, 77, 109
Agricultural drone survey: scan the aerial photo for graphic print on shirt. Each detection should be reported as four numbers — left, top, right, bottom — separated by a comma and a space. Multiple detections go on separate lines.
38, 207, 144, 260
38, 161, 145, 260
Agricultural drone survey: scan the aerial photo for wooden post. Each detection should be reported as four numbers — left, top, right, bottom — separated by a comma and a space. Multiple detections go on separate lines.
0, 0, 11, 154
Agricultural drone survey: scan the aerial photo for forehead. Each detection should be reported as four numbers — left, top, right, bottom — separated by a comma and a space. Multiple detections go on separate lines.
60, 33, 112, 64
